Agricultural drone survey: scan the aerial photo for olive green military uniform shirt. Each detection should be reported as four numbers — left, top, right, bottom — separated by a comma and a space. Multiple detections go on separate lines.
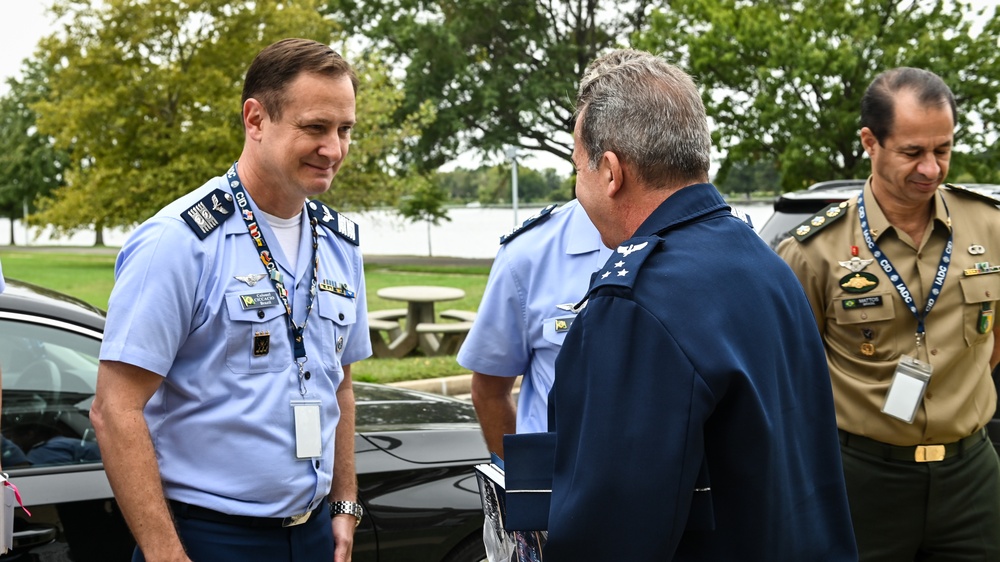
778, 178, 1000, 446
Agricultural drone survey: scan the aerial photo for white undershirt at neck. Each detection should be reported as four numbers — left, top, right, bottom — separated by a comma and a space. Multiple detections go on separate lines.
256, 209, 303, 271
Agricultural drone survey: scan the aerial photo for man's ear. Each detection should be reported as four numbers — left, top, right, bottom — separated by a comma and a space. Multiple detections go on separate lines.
602, 151, 624, 197
244, 99, 266, 142
860, 127, 878, 157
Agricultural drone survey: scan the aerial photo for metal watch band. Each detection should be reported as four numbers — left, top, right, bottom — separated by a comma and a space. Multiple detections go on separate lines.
329, 500, 363, 527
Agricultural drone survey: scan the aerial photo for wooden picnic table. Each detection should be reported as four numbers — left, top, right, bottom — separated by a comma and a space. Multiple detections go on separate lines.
374, 285, 467, 357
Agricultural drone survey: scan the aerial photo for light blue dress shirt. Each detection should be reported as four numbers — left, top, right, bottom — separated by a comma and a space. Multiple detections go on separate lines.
0, 258, 5, 293
457, 200, 610, 434
100, 172, 371, 517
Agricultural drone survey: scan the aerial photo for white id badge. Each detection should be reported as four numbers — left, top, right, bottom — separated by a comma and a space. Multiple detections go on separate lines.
881, 355, 932, 424
292, 400, 323, 459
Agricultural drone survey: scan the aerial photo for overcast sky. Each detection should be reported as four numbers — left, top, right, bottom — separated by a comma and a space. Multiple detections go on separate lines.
4, 0, 998, 173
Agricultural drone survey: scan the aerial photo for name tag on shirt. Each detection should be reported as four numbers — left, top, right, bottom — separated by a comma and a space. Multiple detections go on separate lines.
240, 292, 279, 310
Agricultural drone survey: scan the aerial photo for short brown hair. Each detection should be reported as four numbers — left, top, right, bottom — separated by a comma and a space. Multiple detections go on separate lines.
860, 67, 956, 145
242, 38, 358, 122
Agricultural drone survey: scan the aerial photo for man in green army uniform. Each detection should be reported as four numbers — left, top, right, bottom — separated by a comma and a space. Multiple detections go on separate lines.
778, 67, 1000, 560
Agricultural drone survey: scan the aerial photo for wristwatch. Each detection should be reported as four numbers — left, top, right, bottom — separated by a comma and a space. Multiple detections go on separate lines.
330, 500, 364, 527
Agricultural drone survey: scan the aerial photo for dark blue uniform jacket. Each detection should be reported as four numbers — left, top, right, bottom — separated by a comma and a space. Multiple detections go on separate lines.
545, 184, 857, 561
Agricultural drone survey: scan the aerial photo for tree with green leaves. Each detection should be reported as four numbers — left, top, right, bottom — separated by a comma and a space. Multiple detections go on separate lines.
636, 0, 1000, 191
397, 181, 452, 256
31, 0, 435, 237
0, 59, 70, 244
325, 0, 661, 170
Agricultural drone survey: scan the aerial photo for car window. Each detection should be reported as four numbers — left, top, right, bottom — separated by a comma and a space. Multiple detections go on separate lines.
758, 211, 811, 250
0, 319, 101, 469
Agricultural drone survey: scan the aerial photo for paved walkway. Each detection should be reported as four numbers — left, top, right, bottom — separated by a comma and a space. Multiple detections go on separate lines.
391, 373, 522, 401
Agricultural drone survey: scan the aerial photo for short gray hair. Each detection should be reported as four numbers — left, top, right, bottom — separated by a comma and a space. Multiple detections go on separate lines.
576, 49, 711, 186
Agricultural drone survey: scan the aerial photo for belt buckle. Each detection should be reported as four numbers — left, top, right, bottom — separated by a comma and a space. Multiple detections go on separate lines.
282, 510, 312, 527
914, 444, 946, 462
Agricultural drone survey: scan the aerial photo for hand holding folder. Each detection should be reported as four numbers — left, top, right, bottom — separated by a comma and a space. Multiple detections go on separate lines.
474, 434, 555, 562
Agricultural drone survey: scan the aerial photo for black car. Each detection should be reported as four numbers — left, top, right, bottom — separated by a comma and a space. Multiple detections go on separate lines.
757, 180, 1000, 452
0, 279, 489, 562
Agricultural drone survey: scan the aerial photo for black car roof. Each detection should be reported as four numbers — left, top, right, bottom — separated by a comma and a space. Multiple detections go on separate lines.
0, 279, 106, 332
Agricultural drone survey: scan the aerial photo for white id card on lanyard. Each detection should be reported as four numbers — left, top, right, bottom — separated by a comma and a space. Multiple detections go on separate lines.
292, 399, 323, 459
881, 355, 933, 424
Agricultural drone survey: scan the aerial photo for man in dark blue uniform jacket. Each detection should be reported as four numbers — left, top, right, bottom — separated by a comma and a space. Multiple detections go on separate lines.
544, 49, 857, 561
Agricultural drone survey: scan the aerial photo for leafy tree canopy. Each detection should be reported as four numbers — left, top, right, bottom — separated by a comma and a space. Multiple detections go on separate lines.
636, 0, 1000, 191
31, 0, 434, 235
0, 58, 69, 224
325, 0, 661, 171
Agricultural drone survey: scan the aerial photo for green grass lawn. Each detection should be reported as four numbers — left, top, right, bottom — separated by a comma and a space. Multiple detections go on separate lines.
0, 248, 491, 384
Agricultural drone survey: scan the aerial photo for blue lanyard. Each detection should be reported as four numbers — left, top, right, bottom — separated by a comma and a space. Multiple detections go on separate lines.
857, 190, 952, 345
227, 164, 319, 363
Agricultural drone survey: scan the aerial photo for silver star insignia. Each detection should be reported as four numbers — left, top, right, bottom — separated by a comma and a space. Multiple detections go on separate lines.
617, 242, 649, 257
617, 269, 629, 277
614, 261, 625, 268
235, 273, 267, 287
838, 256, 874, 273
601, 271, 611, 279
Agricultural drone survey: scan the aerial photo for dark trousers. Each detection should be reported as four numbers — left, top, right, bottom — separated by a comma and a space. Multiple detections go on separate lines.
132, 503, 334, 562
841, 433, 1000, 561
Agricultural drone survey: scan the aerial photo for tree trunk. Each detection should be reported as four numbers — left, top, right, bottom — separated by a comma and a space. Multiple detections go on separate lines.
8, 217, 16, 246
94, 219, 105, 247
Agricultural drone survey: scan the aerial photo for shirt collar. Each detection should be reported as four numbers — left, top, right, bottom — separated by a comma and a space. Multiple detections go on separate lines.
633, 183, 730, 239
861, 176, 951, 241
564, 200, 605, 256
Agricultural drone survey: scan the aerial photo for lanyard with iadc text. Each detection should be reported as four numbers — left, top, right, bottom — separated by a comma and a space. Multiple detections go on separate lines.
857, 190, 952, 347
228, 163, 320, 394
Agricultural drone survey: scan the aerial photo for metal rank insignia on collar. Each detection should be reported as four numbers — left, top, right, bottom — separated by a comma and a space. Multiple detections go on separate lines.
318, 279, 355, 299
964, 262, 1000, 277
253, 331, 270, 357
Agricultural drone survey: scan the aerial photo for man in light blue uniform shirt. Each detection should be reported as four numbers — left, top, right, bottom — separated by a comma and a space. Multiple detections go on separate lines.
458, 199, 610, 455
92, 39, 370, 562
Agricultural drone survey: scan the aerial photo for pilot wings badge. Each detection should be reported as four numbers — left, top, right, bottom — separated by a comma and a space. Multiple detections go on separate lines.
617, 242, 649, 258
838, 257, 874, 273
235, 273, 268, 287
212, 194, 230, 215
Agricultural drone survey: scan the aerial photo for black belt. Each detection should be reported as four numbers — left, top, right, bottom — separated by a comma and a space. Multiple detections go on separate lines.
838, 427, 988, 463
169, 500, 324, 528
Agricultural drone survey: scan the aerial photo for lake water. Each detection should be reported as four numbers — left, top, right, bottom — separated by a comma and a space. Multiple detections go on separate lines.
0, 201, 776, 259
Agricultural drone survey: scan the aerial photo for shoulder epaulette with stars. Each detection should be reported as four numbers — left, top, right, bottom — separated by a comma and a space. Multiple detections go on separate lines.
588, 236, 659, 294
181, 188, 236, 240
790, 200, 851, 243
499, 204, 557, 245
307, 200, 360, 246
944, 183, 1000, 207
